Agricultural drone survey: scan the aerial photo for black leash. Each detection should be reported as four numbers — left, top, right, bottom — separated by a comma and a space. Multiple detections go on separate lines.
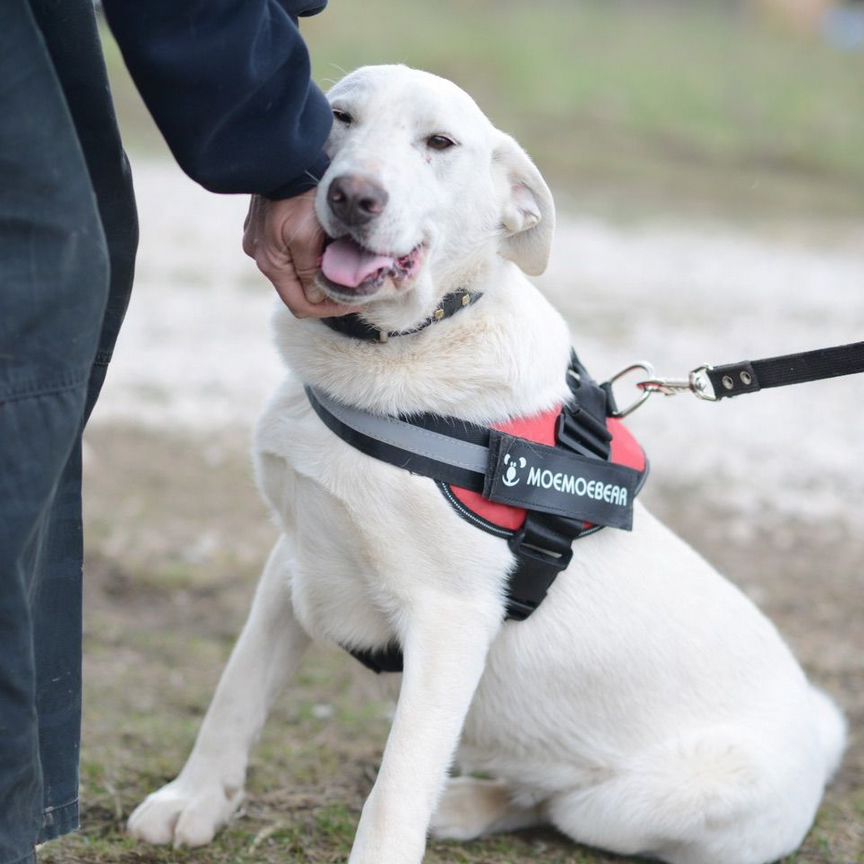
705, 341, 864, 399
607, 340, 864, 417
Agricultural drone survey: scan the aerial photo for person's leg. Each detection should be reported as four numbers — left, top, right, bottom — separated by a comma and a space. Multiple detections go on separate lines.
27, 0, 139, 841
0, 0, 134, 858
29, 0, 139, 417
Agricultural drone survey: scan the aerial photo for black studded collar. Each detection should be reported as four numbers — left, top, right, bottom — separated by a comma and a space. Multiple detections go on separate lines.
321, 288, 482, 343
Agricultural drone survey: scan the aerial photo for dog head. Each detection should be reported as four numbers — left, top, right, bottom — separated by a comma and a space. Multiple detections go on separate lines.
315, 65, 555, 312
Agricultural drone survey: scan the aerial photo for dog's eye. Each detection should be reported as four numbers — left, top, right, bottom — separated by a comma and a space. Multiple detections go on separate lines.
426, 134, 457, 151
332, 109, 353, 125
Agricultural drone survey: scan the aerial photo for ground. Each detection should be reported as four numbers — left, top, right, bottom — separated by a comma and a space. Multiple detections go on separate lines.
40, 3, 864, 863
42, 173, 864, 864
41, 422, 863, 864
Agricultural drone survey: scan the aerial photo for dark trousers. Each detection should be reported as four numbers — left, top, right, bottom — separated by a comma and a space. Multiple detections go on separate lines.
0, 0, 137, 860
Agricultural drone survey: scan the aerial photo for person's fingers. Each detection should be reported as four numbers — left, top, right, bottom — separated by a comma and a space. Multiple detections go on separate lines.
279, 192, 326, 295
254, 247, 352, 318
304, 281, 327, 303
244, 191, 358, 319
275, 284, 353, 318
241, 195, 260, 258
275, 281, 355, 318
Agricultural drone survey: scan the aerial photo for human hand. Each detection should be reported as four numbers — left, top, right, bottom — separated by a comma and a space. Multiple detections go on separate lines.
243, 191, 355, 318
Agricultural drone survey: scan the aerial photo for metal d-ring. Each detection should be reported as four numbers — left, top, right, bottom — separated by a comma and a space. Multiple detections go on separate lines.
607, 362, 656, 418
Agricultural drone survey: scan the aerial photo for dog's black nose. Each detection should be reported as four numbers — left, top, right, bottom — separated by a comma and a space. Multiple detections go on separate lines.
327, 175, 389, 226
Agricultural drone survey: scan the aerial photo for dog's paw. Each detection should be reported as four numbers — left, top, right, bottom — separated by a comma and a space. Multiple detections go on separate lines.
429, 778, 510, 841
430, 777, 544, 841
127, 778, 243, 847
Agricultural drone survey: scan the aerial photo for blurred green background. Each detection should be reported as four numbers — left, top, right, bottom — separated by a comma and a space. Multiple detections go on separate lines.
103, 0, 864, 222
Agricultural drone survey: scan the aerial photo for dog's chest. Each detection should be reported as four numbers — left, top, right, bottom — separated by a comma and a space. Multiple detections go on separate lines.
254, 389, 388, 642
254, 379, 508, 648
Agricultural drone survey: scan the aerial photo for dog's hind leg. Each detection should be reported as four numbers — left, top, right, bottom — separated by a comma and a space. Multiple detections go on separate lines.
128, 535, 309, 847
429, 777, 544, 841
545, 729, 820, 864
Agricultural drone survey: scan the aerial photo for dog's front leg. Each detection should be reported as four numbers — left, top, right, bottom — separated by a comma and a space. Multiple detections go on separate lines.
349, 591, 501, 864
128, 535, 309, 846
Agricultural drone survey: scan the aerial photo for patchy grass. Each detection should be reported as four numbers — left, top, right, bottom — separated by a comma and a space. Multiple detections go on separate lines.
38, 424, 863, 864
101, 1, 864, 221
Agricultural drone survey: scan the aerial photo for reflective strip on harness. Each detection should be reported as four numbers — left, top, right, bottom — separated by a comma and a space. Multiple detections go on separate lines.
306, 386, 489, 491
306, 385, 646, 532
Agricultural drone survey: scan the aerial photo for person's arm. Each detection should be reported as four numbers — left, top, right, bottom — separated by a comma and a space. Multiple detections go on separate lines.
102, 0, 353, 317
101, 0, 332, 199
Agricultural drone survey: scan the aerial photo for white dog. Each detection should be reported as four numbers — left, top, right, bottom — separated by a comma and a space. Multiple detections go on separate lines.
128, 65, 845, 864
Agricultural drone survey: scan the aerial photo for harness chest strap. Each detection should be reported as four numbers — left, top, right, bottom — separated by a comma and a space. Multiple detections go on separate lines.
305, 370, 645, 527
305, 353, 648, 673
444, 413, 647, 534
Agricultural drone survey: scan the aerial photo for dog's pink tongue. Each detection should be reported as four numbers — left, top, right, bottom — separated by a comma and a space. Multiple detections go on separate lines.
321, 238, 394, 288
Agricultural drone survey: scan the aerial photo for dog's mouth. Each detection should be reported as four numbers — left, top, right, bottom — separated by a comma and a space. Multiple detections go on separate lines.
318, 236, 425, 301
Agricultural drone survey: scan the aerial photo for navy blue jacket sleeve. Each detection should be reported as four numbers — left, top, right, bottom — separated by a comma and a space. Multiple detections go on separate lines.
101, 0, 333, 198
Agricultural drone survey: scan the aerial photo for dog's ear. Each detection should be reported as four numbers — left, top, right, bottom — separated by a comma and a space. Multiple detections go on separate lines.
493, 134, 555, 276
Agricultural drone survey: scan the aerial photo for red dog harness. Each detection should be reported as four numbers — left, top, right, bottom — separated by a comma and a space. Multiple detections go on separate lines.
306, 350, 649, 672
445, 409, 646, 535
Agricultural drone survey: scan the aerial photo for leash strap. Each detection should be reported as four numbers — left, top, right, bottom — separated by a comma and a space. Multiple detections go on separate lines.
610, 340, 864, 415
706, 341, 864, 400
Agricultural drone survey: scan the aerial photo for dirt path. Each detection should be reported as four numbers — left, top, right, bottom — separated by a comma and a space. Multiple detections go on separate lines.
49, 161, 863, 864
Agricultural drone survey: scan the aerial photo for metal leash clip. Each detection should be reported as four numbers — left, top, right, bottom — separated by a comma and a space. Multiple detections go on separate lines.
607, 363, 716, 418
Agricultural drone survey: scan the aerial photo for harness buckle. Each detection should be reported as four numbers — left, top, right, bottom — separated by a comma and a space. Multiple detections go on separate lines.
505, 521, 576, 620
557, 404, 612, 460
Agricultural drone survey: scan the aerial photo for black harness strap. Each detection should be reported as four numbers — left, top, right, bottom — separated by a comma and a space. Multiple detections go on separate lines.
307, 386, 489, 492
349, 643, 405, 674
503, 353, 613, 620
